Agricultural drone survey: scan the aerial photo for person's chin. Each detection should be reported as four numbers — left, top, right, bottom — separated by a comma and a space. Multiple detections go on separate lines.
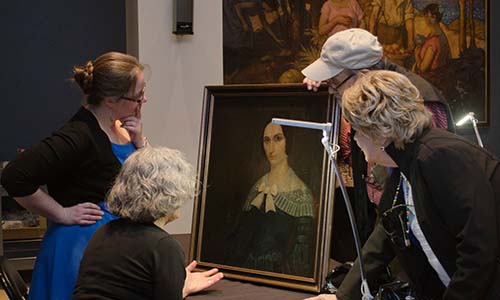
268, 158, 282, 166
270, 158, 286, 166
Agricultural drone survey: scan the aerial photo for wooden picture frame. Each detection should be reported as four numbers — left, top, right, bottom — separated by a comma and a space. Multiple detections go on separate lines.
189, 84, 336, 292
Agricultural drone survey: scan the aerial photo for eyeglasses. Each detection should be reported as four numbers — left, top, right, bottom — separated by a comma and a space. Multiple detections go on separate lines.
121, 86, 146, 104
381, 204, 412, 250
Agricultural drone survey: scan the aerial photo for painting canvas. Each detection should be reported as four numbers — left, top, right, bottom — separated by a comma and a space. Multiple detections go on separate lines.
189, 85, 335, 292
223, 0, 489, 123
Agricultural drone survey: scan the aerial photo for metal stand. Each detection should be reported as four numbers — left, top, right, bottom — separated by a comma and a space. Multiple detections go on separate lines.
272, 117, 374, 300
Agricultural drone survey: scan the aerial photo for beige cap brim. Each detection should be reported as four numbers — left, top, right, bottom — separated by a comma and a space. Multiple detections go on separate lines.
301, 57, 343, 82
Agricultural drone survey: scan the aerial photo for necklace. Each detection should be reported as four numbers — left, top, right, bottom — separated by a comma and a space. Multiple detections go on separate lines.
391, 173, 404, 207
382, 173, 412, 249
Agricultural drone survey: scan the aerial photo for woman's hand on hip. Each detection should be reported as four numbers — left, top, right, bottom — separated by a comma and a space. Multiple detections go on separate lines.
58, 202, 104, 225
14, 189, 104, 226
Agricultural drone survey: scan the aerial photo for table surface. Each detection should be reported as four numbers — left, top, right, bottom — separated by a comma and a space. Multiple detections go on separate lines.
173, 234, 319, 300
188, 278, 317, 300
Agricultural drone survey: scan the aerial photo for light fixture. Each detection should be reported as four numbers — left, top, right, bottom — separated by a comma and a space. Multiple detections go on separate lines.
272, 117, 373, 300
455, 112, 484, 148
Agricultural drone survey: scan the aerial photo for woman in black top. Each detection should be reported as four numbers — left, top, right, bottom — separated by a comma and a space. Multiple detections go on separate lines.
1, 52, 149, 299
74, 147, 223, 300
307, 71, 500, 300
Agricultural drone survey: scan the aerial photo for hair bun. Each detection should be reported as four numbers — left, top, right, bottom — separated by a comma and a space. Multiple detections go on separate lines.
73, 60, 94, 94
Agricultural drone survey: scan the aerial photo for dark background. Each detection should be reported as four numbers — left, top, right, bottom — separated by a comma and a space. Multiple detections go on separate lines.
454, 0, 499, 155
0, 0, 127, 161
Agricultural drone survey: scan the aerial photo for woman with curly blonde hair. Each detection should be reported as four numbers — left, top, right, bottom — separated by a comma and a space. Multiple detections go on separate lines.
342, 69, 432, 150
74, 147, 223, 300
308, 70, 500, 300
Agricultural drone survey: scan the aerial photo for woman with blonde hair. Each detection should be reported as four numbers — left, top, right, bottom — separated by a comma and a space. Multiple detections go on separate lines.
74, 147, 223, 300
307, 70, 500, 300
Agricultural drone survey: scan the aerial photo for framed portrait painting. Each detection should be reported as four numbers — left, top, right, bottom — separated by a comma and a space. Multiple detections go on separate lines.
189, 84, 336, 292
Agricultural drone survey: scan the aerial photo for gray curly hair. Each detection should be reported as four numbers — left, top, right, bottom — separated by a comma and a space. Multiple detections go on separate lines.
107, 147, 196, 223
342, 70, 432, 149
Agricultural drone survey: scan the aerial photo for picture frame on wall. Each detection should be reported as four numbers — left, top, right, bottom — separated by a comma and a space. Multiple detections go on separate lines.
189, 84, 336, 292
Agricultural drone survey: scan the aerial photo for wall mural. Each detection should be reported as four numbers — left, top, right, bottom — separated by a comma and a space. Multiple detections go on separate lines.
223, 0, 489, 124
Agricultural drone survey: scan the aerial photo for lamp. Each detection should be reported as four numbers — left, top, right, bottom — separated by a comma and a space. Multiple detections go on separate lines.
272, 117, 374, 300
455, 112, 484, 148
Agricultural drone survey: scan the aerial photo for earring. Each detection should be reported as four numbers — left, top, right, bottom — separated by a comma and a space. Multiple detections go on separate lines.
380, 146, 385, 151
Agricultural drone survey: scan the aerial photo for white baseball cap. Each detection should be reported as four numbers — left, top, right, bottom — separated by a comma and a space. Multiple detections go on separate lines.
301, 29, 383, 81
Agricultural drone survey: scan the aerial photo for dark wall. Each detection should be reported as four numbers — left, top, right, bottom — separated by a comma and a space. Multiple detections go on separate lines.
457, 1, 499, 157
0, 1, 126, 161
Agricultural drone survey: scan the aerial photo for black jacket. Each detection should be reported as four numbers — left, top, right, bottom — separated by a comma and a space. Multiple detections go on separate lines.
337, 128, 500, 300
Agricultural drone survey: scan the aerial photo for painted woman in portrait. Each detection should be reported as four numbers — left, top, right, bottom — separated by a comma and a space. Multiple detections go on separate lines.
412, 3, 451, 86
226, 122, 315, 277
319, 0, 365, 37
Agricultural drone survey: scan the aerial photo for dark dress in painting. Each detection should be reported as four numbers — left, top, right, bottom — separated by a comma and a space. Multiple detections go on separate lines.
227, 167, 315, 277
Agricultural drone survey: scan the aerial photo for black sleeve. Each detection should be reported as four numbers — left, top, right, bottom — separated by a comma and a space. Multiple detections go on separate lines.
1, 122, 92, 197
419, 146, 498, 300
336, 223, 396, 300
153, 237, 186, 300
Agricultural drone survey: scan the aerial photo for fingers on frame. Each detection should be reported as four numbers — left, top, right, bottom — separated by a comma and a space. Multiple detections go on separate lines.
186, 260, 197, 271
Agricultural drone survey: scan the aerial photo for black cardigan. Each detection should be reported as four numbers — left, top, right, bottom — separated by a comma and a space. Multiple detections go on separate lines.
337, 128, 500, 300
74, 219, 186, 300
1, 107, 122, 207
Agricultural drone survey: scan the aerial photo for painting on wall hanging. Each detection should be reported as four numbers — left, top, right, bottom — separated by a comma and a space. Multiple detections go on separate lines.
189, 84, 336, 292
222, 0, 490, 124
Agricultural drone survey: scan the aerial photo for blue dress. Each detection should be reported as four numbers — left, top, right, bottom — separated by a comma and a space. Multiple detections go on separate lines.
28, 142, 136, 300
